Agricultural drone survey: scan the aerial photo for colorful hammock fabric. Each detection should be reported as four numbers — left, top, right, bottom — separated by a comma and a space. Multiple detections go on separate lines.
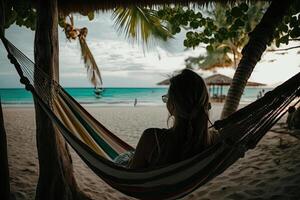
1, 36, 300, 200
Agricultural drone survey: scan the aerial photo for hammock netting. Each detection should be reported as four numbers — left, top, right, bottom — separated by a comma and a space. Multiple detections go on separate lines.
1, 36, 300, 200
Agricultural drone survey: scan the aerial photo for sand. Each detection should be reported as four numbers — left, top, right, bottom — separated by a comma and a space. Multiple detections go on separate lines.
2, 104, 300, 200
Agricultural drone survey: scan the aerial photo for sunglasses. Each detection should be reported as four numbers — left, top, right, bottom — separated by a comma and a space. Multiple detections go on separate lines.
162, 94, 168, 103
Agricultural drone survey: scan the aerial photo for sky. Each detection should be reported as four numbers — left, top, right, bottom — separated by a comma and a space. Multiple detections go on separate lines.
0, 11, 299, 88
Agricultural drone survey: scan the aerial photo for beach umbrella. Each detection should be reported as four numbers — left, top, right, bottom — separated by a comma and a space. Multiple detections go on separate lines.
205, 74, 266, 86
205, 74, 266, 101
205, 74, 233, 86
157, 73, 266, 86
157, 73, 266, 102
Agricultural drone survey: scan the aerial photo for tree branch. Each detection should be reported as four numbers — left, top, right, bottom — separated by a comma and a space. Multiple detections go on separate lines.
267, 45, 300, 52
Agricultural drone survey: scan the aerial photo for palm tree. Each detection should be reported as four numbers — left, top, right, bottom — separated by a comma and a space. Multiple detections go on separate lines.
221, 0, 293, 118
112, 6, 173, 48
186, 2, 266, 71
61, 15, 102, 88
60, 8, 173, 88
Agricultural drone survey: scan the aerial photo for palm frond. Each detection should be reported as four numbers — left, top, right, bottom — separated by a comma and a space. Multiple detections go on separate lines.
78, 36, 102, 87
186, 47, 233, 70
112, 6, 173, 48
200, 50, 233, 70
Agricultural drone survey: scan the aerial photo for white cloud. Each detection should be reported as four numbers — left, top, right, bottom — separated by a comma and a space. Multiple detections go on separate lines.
0, 11, 299, 88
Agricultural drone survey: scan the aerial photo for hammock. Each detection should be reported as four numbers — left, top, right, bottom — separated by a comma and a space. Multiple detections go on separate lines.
1, 36, 300, 200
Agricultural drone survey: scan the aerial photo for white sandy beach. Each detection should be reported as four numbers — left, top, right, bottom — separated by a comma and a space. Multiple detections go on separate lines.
3, 104, 300, 200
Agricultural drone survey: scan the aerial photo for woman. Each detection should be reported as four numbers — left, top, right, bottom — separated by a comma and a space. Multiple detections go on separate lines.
115, 69, 214, 168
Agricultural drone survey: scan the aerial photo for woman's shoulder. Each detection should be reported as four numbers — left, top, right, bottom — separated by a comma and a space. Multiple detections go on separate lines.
142, 128, 171, 147
143, 128, 169, 134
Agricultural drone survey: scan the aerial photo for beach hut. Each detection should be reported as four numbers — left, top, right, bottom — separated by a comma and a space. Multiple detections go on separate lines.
205, 74, 232, 102
205, 74, 266, 102
0, 0, 295, 199
157, 73, 266, 102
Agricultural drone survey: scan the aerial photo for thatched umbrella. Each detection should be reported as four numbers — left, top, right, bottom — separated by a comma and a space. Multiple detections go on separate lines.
205, 74, 265, 86
205, 74, 266, 101
205, 74, 232, 101
157, 73, 265, 86
157, 73, 266, 102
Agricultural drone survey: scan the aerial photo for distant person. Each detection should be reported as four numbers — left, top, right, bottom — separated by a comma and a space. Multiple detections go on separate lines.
134, 98, 137, 107
114, 69, 216, 168
287, 106, 300, 129
257, 91, 262, 99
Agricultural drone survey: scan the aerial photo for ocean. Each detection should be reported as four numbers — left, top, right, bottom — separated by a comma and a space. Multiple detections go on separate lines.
0, 87, 272, 106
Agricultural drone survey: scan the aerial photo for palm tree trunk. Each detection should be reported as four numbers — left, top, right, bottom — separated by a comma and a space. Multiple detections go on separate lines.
34, 0, 88, 199
221, 0, 293, 119
0, 99, 10, 200
0, 2, 10, 200
0, 0, 5, 35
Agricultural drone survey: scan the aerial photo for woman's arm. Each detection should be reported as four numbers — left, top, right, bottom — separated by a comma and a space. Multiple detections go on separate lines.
128, 129, 156, 169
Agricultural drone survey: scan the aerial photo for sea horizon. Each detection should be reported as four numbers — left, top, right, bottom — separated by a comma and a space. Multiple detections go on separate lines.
0, 86, 273, 106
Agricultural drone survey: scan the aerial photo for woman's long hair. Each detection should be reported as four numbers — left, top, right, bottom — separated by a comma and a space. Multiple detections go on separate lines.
167, 69, 210, 161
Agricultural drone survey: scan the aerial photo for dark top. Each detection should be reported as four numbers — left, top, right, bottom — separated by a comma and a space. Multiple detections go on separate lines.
129, 127, 219, 169
129, 128, 189, 169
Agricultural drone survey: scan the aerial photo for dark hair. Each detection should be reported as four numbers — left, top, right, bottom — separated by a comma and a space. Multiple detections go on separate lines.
167, 69, 210, 160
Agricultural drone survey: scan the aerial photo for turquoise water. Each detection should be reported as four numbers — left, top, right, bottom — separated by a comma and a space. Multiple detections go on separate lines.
0, 87, 272, 106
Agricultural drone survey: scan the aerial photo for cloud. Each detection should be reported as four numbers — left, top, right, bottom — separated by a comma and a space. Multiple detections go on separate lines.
1, 11, 299, 88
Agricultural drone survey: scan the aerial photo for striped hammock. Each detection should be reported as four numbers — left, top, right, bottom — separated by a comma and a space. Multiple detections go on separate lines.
1, 36, 300, 200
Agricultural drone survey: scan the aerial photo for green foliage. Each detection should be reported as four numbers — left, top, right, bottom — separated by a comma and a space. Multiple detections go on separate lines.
159, 2, 300, 70
4, 1, 36, 30
112, 6, 173, 47
159, 3, 267, 69
87, 12, 95, 21
273, 1, 300, 47
158, 3, 261, 49
5, 1, 98, 31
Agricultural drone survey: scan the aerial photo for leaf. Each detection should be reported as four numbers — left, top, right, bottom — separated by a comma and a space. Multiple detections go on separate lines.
275, 39, 280, 48
204, 28, 212, 36
279, 35, 289, 45
196, 12, 202, 19
112, 6, 173, 48
231, 7, 243, 18
175, 26, 181, 33
5, 10, 17, 28
234, 18, 245, 27
283, 16, 290, 24
240, 3, 249, 12
206, 45, 214, 52
278, 23, 289, 33
218, 27, 228, 35
183, 39, 190, 47
202, 37, 210, 44
186, 31, 194, 38
290, 16, 298, 28
190, 20, 199, 29
78, 37, 103, 87
290, 28, 300, 39
87, 12, 95, 21
58, 17, 66, 28
226, 16, 233, 24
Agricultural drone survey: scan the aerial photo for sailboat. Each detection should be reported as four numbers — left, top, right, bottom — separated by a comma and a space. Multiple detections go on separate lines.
94, 87, 103, 98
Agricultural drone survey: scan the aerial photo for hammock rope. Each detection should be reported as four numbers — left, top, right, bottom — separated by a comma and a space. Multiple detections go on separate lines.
1, 35, 300, 200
